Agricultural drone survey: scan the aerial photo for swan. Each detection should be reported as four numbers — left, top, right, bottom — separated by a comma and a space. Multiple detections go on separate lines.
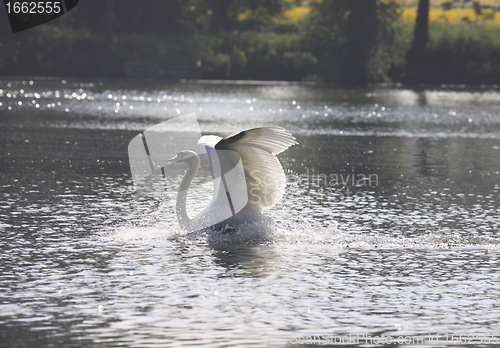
168, 127, 298, 232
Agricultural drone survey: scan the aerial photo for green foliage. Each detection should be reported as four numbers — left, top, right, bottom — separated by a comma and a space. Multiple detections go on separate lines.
410, 22, 500, 83
0, 26, 122, 77
303, 0, 401, 84
115, 35, 201, 67
183, 0, 284, 33
198, 31, 316, 80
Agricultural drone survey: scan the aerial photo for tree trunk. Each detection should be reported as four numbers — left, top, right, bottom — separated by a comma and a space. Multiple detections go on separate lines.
412, 0, 429, 52
406, 0, 430, 82
342, 0, 378, 83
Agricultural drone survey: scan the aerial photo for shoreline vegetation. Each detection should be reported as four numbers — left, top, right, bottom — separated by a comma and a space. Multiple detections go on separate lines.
1, 0, 500, 85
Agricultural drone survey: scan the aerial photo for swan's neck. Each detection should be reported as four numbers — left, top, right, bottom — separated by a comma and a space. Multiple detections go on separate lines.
176, 155, 200, 230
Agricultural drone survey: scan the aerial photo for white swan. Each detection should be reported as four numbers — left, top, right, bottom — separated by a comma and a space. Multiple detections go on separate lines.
168, 127, 298, 232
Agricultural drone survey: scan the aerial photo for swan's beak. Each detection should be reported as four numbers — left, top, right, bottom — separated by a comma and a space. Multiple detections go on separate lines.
167, 154, 181, 163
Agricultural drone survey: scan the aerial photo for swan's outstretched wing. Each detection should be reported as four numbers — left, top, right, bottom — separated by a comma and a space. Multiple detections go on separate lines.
216, 127, 298, 210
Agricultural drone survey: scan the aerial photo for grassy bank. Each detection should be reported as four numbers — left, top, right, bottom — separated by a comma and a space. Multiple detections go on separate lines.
398, 21, 500, 83
195, 32, 315, 80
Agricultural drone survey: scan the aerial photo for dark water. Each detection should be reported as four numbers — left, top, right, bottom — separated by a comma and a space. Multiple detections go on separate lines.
1, 78, 500, 347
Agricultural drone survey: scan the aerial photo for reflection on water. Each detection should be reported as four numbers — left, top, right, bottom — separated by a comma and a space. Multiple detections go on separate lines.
2, 79, 500, 138
1, 78, 500, 347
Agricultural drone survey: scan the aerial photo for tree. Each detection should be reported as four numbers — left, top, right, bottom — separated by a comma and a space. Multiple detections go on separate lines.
406, 0, 430, 81
412, 0, 430, 53
343, 0, 380, 83
305, 0, 399, 84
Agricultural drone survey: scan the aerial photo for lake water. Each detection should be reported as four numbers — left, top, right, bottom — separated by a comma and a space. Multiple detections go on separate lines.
1, 78, 500, 347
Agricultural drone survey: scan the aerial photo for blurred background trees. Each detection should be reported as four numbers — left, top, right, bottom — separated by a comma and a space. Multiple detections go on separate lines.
304, 0, 400, 83
1, 0, 500, 84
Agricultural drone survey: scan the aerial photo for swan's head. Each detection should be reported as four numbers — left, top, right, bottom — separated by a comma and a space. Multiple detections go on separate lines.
168, 150, 199, 165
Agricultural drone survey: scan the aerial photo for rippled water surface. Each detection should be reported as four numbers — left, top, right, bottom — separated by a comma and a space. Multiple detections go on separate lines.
2, 78, 500, 347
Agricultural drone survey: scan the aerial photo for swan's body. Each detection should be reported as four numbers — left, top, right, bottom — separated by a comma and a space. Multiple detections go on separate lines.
169, 127, 297, 232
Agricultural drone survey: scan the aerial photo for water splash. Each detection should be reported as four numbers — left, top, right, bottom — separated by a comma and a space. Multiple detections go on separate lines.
104, 214, 500, 249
